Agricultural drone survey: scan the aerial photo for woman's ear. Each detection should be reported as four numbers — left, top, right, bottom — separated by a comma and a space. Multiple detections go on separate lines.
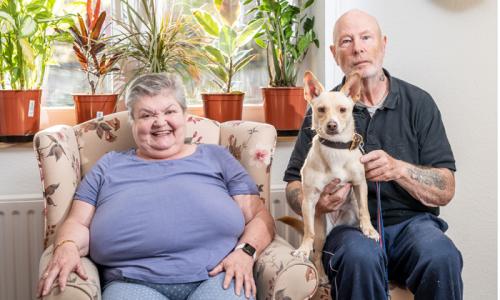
303, 71, 324, 104
340, 72, 362, 102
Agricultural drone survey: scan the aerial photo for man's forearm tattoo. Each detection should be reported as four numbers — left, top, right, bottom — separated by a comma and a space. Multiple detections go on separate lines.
408, 167, 446, 190
286, 187, 302, 214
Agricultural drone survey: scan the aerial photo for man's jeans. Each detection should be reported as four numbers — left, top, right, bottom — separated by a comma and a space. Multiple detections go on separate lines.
322, 213, 463, 300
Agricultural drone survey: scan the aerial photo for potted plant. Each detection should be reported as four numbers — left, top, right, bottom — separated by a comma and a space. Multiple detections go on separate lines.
0, 0, 72, 138
254, 0, 319, 132
193, 0, 264, 122
115, 0, 205, 92
67, 0, 121, 124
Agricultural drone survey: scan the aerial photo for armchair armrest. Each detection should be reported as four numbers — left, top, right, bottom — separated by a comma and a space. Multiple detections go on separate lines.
254, 236, 318, 300
38, 245, 101, 300
34, 126, 82, 247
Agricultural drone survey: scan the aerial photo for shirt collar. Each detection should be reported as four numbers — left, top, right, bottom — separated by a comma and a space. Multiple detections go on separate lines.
337, 68, 400, 111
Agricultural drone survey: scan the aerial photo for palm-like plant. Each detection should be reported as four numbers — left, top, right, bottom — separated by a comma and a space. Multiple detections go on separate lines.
115, 0, 205, 82
67, 0, 120, 95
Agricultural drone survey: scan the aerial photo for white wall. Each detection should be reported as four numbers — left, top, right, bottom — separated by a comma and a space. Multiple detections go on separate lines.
272, 0, 496, 298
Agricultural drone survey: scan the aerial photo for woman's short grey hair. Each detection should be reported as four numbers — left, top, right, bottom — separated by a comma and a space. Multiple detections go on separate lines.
125, 73, 187, 119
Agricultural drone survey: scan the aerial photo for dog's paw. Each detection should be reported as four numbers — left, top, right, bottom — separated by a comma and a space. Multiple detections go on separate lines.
360, 223, 380, 242
291, 247, 312, 261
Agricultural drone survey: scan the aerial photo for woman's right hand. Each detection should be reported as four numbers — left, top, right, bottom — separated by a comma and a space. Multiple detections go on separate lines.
37, 242, 88, 298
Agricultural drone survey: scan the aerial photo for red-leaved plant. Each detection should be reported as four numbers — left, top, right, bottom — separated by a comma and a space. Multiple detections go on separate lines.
67, 0, 120, 94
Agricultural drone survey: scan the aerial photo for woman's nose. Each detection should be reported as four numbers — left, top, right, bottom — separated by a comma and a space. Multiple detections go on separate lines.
153, 115, 167, 126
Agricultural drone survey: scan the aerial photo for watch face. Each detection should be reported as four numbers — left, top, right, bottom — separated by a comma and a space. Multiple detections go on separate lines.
242, 243, 256, 256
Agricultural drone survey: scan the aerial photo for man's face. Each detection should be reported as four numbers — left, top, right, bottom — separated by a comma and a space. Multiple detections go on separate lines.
330, 11, 387, 79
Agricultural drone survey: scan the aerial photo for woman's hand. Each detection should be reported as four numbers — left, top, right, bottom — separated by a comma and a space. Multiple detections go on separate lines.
209, 250, 255, 299
37, 242, 88, 298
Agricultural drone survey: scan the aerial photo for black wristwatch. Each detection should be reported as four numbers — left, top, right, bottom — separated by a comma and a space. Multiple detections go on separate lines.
234, 243, 257, 260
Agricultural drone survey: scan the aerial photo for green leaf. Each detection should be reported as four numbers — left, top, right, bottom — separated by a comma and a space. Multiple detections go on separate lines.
243, 0, 253, 5
254, 37, 266, 48
303, 16, 314, 32
236, 18, 264, 48
233, 53, 255, 73
193, 10, 220, 37
214, 0, 223, 11
303, 0, 314, 9
204, 45, 227, 65
19, 17, 37, 38
0, 10, 16, 28
19, 38, 35, 69
297, 31, 313, 55
207, 64, 228, 85
219, 25, 236, 56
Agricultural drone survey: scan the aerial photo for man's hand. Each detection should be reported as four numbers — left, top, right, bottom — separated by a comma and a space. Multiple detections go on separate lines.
209, 249, 255, 299
360, 150, 403, 182
316, 179, 351, 214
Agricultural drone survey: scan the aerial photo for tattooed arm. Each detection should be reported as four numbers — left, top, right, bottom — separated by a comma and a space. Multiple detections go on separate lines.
285, 181, 304, 215
360, 150, 455, 207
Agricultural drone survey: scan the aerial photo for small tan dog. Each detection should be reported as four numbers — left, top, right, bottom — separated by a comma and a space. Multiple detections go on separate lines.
290, 71, 380, 283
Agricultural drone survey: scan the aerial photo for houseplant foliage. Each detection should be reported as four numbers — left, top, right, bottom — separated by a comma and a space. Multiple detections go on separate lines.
250, 0, 319, 131
115, 0, 205, 83
192, 0, 263, 122
0, 0, 73, 89
64, 0, 121, 123
0, 0, 72, 137
67, 0, 120, 95
193, 0, 264, 93
252, 0, 319, 87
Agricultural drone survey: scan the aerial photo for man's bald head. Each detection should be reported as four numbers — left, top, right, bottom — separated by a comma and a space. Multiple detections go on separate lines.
333, 9, 383, 44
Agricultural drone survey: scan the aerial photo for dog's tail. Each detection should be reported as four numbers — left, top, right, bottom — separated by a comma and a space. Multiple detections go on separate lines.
277, 216, 304, 235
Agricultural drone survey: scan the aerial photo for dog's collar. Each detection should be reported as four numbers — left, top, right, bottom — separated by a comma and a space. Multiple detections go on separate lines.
318, 133, 363, 151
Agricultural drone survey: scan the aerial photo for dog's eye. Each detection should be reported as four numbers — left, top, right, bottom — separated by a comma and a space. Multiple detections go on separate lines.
317, 106, 326, 113
339, 107, 347, 113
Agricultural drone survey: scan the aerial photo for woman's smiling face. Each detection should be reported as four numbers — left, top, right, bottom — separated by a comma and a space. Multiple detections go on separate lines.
131, 91, 187, 160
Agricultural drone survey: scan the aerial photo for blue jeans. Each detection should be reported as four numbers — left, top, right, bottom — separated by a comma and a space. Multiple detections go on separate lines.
322, 213, 463, 300
102, 272, 254, 300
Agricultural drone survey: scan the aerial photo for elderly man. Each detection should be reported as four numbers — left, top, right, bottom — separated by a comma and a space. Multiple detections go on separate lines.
284, 9, 463, 300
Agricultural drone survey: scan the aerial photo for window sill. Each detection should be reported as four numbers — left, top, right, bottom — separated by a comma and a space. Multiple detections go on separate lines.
40, 104, 266, 129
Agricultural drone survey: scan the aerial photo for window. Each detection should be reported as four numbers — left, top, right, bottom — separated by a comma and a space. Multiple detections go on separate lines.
43, 0, 267, 107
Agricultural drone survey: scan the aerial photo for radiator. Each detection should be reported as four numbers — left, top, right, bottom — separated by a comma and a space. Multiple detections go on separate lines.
270, 185, 301, 248
0, 195, 44, 300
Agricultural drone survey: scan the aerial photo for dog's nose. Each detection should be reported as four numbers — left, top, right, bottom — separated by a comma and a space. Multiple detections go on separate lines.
327, 121, 338, 131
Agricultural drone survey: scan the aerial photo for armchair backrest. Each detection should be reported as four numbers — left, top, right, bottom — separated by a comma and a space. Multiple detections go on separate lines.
34, 111, 277, 248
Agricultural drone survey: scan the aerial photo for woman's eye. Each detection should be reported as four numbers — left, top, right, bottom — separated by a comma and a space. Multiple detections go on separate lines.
140, 114, 151, 119
165, 110, 176, 115
361, 35, 371, 40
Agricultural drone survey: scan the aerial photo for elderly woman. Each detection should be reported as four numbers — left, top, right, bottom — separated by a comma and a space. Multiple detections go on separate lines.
37, 73, 275, 300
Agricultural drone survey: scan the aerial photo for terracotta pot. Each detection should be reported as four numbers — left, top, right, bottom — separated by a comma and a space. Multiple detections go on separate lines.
262, 87, 307, 131
73, 94, 118, 124
0, 89, 41, 136
201, 93, 244, 123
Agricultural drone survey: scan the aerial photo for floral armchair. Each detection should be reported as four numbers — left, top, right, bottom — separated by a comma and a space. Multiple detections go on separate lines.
34, 111, 321, 300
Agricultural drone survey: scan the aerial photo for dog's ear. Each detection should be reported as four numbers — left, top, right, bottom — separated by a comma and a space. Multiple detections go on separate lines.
340, 72, 362, 102
303, 71, 324, 103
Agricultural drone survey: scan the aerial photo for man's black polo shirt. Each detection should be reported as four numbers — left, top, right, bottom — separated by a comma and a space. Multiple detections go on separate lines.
283, 70, 456, 226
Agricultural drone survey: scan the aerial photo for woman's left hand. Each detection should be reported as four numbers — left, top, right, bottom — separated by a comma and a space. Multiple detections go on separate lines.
209, 250, 256, 299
